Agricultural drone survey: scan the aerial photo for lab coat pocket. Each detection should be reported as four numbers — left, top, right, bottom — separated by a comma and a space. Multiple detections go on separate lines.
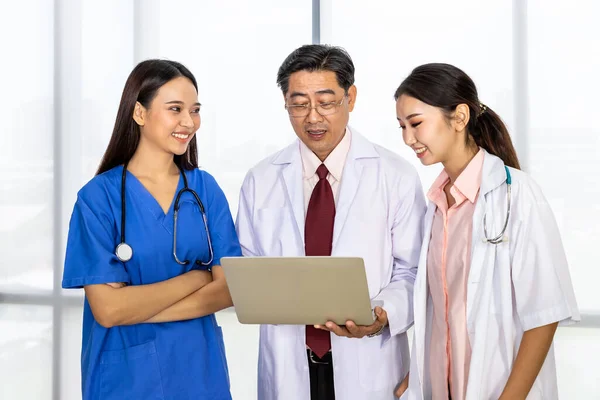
99, 341, 164, 400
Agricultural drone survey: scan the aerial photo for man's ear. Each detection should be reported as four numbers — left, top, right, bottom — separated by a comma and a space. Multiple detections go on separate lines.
347, 85, 357, 112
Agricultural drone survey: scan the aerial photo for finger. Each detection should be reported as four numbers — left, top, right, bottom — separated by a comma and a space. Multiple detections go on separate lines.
395, 374, 409, 397
394, 385, 406, 398
375, 306, 389, 325
360, 314, 384, 333
325, 321, 351, 337
314, 323, 338, 332
345, 320, 359, 333
394, 384, 406, 397
348, 319, 383, 337
345, 320, 366, 337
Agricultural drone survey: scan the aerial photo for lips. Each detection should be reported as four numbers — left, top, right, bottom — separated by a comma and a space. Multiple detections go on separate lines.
413, 146, 428, 159
304, 127, 327, 142
171, 132, 193, 143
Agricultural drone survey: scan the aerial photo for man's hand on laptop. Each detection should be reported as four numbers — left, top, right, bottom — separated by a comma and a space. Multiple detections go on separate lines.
314, 306, 388, 338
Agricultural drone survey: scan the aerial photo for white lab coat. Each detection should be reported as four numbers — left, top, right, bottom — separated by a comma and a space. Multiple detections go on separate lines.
403, 151, 580, 400
235, 128, 427, 400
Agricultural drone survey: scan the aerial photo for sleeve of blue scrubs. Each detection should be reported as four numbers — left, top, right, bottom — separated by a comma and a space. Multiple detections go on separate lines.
203, 172, 243, 268
62, 196, 130, 289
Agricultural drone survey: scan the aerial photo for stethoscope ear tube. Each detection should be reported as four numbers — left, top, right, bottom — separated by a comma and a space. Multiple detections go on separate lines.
115, 164, 130, 261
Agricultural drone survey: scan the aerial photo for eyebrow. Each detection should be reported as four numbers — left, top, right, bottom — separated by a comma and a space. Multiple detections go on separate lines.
397, 113, 422, 122
288, 89, 337, 99
165, 100, 202, 106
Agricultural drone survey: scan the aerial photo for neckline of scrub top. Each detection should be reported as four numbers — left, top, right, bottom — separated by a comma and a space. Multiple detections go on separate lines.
124, 167, 185, 225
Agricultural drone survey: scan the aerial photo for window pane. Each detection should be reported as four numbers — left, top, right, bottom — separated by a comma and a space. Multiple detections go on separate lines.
81, 0, 134, 179
61, 306, 84, 400
57, 1, 134, 298
139, 0, 312, 213
528, 0, 600, 312
555, 327, 600, 398
322, 0, 514, 190
0, 1, 54, 294
0, 305, 52, 400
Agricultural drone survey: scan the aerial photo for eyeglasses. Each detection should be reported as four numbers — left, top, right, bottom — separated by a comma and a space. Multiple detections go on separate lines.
285, 96, 346, 118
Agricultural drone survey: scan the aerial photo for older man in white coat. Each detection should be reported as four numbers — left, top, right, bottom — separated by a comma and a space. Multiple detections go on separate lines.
235, 44, 426, 400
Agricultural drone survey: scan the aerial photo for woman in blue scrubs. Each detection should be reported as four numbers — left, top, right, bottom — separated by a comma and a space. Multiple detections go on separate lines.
62, 59, 242, 400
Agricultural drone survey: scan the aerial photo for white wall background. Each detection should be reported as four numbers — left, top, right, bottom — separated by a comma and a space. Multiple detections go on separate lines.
0, 1, 598, 399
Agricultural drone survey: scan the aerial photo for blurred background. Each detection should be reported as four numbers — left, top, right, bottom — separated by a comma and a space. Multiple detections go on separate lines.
0, 0, 598, 399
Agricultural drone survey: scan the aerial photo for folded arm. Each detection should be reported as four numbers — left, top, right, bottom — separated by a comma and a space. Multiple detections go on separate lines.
84, 269, 212, 328
143, 266, 232, 323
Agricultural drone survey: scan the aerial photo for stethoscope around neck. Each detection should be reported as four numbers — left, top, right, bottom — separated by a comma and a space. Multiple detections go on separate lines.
482, 166, 512, 245
115, 162, 214, 267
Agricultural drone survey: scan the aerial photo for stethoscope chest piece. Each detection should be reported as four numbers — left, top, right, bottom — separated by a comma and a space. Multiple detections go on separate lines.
115, 242, 133, 262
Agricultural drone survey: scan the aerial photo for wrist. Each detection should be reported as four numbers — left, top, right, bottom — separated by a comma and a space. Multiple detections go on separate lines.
367, 323, 386, 338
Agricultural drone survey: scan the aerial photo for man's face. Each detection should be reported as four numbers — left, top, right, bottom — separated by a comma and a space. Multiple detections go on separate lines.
284, 70, 356, 161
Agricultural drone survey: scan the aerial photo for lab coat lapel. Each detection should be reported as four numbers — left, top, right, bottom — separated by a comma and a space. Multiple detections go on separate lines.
467, 151, 509, 328
332, 130, 378, 249
332, 159, 362, 249
276, 141, 306, 247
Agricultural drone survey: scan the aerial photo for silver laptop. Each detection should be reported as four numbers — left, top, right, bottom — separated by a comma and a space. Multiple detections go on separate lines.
220, 256, 375, 326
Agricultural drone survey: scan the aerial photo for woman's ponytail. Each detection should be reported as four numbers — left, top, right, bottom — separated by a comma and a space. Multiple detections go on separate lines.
471, 104, 521, 169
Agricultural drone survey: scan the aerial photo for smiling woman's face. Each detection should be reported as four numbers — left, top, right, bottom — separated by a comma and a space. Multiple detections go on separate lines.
396, 94, 460, 166
135, 76, 201, 156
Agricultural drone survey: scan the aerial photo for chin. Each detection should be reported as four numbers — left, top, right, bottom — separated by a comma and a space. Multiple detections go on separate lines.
420, 157, 438, 166
171, 146, 188, 156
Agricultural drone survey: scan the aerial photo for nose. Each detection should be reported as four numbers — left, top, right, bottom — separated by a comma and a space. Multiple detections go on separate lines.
180, 111, 195, 128
402, 128, 416, 146
306, 106, 324, 123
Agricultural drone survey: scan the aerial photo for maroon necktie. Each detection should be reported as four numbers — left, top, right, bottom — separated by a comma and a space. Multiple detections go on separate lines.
305, 164, 335, 358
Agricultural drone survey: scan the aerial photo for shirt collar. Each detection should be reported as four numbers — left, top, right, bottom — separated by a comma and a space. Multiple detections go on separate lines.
427, 148, 485, 205
300, 128, 351, 182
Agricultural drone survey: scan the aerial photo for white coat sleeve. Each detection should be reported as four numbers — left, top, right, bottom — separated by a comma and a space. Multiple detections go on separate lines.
511, 179, 580, 331
235, 171, 260, 257
374, 166, 426, 337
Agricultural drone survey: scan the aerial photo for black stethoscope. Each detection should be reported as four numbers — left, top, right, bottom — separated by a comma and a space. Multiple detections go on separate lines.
114, 163, 214, 266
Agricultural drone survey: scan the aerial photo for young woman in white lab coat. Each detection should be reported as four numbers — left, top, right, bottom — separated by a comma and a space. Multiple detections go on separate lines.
393, 63, 579, 400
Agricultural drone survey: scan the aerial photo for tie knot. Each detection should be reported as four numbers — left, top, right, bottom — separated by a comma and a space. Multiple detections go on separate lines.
316, 164, 329, 180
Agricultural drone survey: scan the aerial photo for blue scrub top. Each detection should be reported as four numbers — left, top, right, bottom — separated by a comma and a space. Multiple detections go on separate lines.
62, 165, 242, 400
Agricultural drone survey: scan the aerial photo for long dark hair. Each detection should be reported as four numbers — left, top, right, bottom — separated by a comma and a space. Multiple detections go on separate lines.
394, 63, 521, 169
96, 59, 199, 175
